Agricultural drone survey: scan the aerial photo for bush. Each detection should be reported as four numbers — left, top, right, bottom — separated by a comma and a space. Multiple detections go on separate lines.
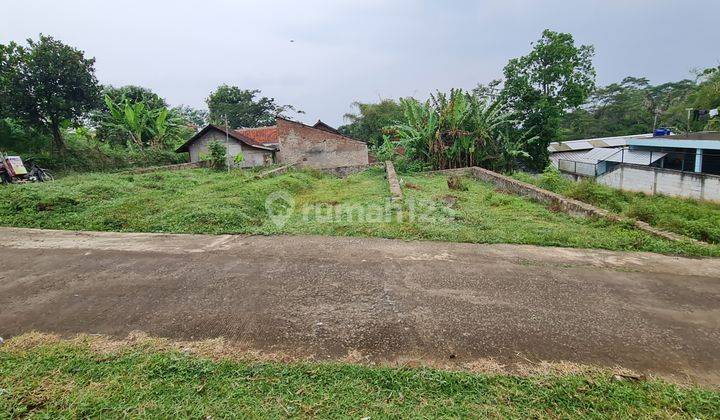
207, 140, 227, 170
23, 143, 186, 174
3, 131, 186, 174
2, 125, 189, 174
566, 180, 625, 212
535, 167, 572, 193
626, 202, 657, 223
447, 175, 468, 191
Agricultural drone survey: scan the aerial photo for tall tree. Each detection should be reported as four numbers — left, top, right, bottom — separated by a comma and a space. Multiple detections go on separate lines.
501, 30, 595, 170
173, 105, 208, 129
338, 99, 404, 146
206, 85, 301, 128
0, 35, 100, 150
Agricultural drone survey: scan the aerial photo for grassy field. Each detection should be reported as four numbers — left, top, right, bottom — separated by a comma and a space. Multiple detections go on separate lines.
512, 170, 720, 244
1, 336, 718, 418
0, 167, 717, 256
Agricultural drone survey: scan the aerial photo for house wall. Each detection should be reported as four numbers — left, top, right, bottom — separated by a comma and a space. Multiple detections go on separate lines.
188, 130, 272, 168
597, 164, 720, 202
276, 119, 368, 168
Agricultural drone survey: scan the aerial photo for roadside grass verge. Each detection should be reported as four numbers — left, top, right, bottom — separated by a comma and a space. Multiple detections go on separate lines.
1, 335, 718, 418
0, 167, 717, 256
512, 170, 720, 244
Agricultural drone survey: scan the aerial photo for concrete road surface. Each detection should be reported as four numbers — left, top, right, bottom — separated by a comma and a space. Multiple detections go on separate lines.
1, 227, 719, 384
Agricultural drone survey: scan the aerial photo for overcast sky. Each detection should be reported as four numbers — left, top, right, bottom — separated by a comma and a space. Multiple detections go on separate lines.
2, 0, 718, 126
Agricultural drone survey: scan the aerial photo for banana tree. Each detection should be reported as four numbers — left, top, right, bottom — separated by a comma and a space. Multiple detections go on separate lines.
103, 95, 185, 149
383, 88, 532, 171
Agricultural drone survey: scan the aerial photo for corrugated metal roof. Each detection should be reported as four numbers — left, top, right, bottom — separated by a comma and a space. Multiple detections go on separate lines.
548, 133, 653, 152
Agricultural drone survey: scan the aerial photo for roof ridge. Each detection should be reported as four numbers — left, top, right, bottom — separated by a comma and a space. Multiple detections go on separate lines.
235, 125, 277, 132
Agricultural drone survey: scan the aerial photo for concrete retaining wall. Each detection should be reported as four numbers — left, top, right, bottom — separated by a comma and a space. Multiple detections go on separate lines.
598, 164, 720, 203
385, 161, 403, 201
468, 167, 617, 219
429, 167, 698, 243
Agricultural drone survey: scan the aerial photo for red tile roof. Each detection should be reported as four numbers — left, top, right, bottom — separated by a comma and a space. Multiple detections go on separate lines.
234, 126, 278, 145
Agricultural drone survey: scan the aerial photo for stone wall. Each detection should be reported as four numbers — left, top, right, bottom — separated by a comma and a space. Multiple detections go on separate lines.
598, 164, 720, 203
276, 118, 368, 169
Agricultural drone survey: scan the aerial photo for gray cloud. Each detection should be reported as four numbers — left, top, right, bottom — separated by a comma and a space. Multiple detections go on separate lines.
2, 0, 718, 126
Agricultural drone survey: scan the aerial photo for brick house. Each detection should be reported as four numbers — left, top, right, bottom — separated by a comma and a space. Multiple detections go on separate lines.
176, 117, 368, 169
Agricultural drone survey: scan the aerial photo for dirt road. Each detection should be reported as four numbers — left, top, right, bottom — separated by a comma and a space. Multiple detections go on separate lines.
1, 227, 719, 384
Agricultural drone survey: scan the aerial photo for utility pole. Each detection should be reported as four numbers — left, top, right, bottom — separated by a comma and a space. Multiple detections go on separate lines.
224, 114, 230, 173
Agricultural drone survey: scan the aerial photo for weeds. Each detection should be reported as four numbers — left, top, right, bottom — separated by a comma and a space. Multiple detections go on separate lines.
0, 168, 718, 256
512, 169, 720, 244
1, 337, 718, 418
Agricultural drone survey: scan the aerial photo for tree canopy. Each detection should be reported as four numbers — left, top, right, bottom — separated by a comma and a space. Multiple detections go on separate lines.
102, 85, 168, 110
0, 35, 100, 149
559, 68, 719, 140
0, 35, 101, 150
501, 29, 596, 170
206, 85, 301, 128
338, 100, 404, 146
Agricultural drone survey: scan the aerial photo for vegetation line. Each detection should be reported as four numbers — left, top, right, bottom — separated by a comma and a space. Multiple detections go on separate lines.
1, 334, 718, 418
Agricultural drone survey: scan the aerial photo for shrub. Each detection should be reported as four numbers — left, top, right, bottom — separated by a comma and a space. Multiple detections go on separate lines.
535, 167, 572, 193
566, 180, 625, 212
207, 140, 227, 170
447, 175, 468, 191
2, 125, 189, 175
626, 202, 656, 223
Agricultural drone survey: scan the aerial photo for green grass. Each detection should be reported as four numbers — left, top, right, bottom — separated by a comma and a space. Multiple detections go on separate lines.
1, 338, 718, 418
512, 170, 720, 244
0, 167, 717, 256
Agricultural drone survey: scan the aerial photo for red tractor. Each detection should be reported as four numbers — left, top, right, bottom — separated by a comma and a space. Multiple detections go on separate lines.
0, 153, 54, 185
